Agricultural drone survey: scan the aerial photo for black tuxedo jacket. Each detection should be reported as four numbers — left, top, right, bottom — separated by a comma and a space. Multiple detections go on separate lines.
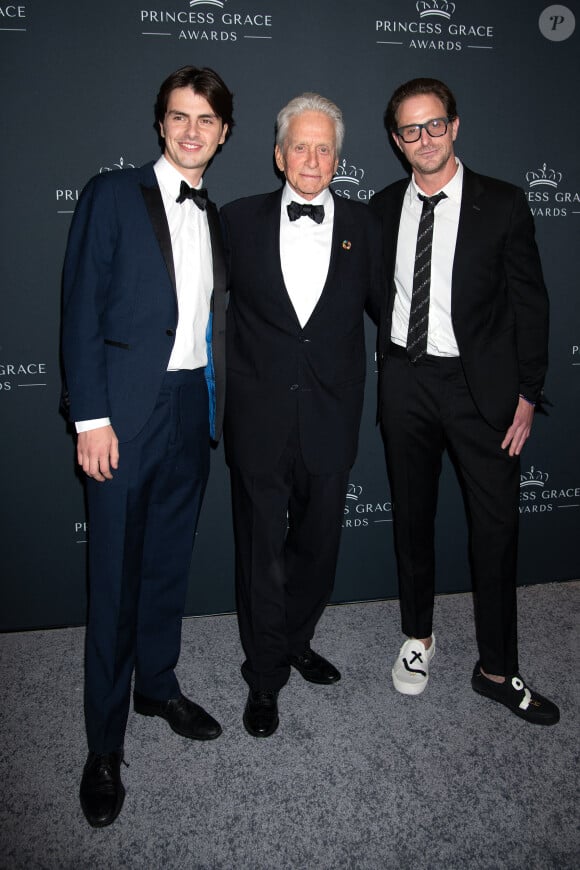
221, 188, 382, 474
62, 161, 226, 442
370, 166, 549, 431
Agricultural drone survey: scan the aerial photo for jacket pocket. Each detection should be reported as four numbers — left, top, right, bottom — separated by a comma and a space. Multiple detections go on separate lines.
104, 339, 130, 350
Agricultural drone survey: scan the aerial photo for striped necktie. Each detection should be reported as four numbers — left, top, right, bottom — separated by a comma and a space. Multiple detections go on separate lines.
407, 191, 447, 362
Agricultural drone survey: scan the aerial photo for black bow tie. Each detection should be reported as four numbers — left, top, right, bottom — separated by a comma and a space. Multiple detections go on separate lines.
176, 180, 208, 210
287, 201, 325, 224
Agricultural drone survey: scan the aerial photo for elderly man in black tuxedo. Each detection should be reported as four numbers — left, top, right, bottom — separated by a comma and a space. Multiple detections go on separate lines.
370, 77, 558, 725
221, 93, 382, 737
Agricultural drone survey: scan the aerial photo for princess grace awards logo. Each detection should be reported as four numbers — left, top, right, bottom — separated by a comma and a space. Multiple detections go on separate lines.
74, 521, 88, 545
343, 483, 392, 529
56, 156, 136, 214
0, 357, 48, 393
524, 162, 580, 218
331, 158, 375, 202
140, 0, 273, 42
0, 4, 27, 31
519, 465, 580, 515
375, 1, 495, 53
99, 156, 136, 173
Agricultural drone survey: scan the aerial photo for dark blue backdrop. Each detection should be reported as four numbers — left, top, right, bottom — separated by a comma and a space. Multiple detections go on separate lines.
1, 0, 578, 630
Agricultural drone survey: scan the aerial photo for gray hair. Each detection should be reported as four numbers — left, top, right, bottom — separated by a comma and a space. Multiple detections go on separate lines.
276, 92, 344, 155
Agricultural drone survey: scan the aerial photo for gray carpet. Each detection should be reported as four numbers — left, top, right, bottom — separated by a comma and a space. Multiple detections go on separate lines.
0, 582, 578, 869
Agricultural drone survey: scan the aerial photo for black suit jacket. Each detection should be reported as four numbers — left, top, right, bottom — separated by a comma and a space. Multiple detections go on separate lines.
221, 189, 382, 474
370, 166, 549, 431
62, 161, 226, 442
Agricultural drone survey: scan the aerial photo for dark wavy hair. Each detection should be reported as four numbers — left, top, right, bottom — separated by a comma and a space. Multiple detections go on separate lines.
385, 77, 457, 133
154, 66, 234, 139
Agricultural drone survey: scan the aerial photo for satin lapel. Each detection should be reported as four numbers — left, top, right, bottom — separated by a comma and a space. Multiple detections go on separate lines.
387, 182, 408, 319
140, 178, 176, 291
452, 166, 485, 304
327, 191, 347, 283
374, 179, 407, 348
206, 200, 226, 299
266, 189, 302, 325
307, 191, 361, 322
310, 191, 349, 318
388, 182, 407, 276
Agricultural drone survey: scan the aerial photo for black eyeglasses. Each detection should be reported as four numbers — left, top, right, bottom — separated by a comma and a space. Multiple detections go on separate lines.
396, 117, 453, 143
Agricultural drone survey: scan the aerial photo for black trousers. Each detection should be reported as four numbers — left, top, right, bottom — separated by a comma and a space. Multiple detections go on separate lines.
381, 345, 520, 676
84, 369, 210, 753
229, 422, 349, 691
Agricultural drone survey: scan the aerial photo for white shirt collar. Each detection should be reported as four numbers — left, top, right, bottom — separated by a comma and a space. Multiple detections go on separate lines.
281, 181, 333, 209
408, 158, 463, 206
154, 154, 204, 200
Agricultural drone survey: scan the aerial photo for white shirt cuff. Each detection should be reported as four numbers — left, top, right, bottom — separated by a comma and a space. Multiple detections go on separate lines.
75, 417, 111, 433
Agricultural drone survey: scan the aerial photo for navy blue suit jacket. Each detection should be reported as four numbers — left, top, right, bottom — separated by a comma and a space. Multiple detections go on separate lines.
221, 188, 382, 474
62, 161, 226, 442
370, 166, 549, 431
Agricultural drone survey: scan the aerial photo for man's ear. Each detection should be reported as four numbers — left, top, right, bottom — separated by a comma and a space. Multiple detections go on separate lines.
274, 144, 286, 174
451, 116, 460, 142
391, 132, 403, 153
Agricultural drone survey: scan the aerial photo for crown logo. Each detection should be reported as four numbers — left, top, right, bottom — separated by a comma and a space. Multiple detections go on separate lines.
520, 466, 549, 487
416, 0, 456, 19
332, 158, 365, 185
190, 0, 225, 8
99, 156, 136, 174
525, 163, 563, 188
346, 483, 363, 500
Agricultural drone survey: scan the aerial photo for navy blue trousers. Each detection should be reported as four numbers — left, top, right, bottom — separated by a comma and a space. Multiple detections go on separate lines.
84, 369, 209, 753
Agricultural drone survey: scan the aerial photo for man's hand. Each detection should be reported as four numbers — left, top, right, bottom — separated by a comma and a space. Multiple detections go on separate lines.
77, 425, 119, 481
501, 397, 535, 457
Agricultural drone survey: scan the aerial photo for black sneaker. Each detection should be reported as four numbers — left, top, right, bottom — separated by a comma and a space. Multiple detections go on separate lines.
471, 662, 560, 726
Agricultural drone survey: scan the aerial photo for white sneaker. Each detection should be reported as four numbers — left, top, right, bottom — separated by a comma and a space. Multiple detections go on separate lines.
392, 635, 436, 696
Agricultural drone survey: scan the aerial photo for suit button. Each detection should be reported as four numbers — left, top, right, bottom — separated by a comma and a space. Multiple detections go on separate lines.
301, 338, 311, 343
166, 329, 174, 337
290, 384, 299, 391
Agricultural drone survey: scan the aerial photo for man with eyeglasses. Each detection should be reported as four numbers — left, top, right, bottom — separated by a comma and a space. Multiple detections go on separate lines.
370, 78, 559, 726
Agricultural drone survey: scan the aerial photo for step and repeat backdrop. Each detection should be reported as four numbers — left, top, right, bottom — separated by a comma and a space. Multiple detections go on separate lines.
1, 1, 578, 631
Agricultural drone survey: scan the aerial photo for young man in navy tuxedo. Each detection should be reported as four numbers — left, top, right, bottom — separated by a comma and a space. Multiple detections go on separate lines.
370, 77, 559, 725
62, 66, 233, 826
221, 94, 382, 738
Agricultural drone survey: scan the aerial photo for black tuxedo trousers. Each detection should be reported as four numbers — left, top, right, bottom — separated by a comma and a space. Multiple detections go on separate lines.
230, 409, 349, 691
381, 346, 519, 675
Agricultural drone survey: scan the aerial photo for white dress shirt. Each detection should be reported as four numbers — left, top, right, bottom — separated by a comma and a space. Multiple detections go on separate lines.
391, 158, 463, 357
279, 183, 334, 328
76, 155, 213, 432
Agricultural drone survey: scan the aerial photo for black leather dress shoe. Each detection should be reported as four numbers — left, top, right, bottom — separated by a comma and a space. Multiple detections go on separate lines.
290, 647, 341, 684
243, 689, 279, 738
471, 662, 560, 726
133, 691, 222, 740
80, 751, 125, 828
